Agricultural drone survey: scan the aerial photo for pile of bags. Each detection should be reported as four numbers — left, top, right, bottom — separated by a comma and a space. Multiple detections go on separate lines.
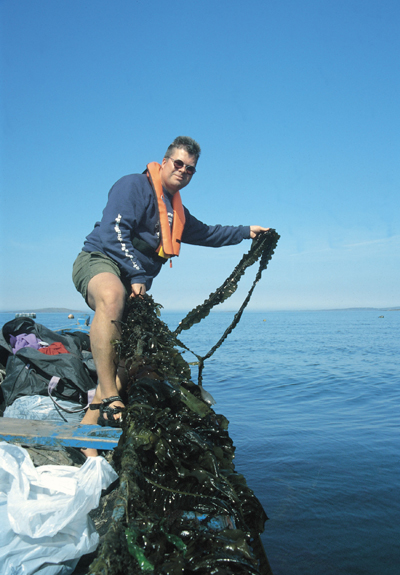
0, 318, 120, 575
0, 318, 96, 422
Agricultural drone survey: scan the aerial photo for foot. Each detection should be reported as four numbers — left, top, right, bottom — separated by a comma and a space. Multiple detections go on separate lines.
96, 396, 125, 427
81, 397, 125, 458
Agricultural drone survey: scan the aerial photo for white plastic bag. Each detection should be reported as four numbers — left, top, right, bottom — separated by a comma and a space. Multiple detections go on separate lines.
0, 441, 118, 575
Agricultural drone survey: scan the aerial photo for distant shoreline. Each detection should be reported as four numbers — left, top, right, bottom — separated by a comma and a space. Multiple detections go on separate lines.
0, 308, 90, 314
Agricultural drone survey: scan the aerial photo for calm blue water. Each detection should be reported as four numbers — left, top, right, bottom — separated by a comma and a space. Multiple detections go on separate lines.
1, 309, 399, 575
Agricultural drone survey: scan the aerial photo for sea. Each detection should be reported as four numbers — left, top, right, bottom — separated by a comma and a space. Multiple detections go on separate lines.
1, 308, 399, 575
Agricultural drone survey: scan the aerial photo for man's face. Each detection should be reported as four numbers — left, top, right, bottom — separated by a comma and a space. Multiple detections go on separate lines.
160, 148, 197, 195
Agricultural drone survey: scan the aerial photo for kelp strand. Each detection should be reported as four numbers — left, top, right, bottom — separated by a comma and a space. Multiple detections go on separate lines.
173, 229, 280, 384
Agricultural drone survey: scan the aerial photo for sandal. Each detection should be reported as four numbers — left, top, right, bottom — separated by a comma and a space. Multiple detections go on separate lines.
89, 395, 125, 428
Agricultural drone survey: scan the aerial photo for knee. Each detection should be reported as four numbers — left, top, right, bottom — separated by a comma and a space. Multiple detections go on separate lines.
89, 280, 126, 318
98, 287, 126, 316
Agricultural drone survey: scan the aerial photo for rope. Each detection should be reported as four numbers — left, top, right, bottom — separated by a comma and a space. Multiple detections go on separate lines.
173, 229, 280, 385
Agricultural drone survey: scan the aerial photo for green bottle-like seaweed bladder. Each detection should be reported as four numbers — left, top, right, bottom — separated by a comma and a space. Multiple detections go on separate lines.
125, 528, 154, 572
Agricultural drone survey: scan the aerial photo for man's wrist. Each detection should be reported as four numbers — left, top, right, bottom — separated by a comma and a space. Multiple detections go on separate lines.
243, 225, 251, 239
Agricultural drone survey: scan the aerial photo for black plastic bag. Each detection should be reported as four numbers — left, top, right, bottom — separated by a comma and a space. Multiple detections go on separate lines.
0, 318, 95, 408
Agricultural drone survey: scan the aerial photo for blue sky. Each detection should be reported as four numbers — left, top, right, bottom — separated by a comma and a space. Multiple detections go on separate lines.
1, 0, 399, 312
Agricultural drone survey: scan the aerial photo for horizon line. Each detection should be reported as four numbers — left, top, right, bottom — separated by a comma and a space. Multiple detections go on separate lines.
1, 306, 399, 314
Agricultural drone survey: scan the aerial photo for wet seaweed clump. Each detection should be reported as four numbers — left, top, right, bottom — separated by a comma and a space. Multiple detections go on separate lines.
113, 295, 191, 387
88, 295, 272, 575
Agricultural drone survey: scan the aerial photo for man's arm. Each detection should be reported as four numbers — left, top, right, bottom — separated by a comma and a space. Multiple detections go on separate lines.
182, 208, 270, 247
182, 209, 249, 247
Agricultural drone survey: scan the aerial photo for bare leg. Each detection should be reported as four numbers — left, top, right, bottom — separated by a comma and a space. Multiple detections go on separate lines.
80, 272, 127, 456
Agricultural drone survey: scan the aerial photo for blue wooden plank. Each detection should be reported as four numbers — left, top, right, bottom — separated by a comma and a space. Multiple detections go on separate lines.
0, 417, 123, 450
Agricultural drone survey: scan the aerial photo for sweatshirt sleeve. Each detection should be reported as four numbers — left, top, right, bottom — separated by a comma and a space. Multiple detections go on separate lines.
85, 176, 149, 284
181, 207, 250, 247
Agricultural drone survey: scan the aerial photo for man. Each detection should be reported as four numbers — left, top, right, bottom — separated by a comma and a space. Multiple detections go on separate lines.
73, 136, 268, 456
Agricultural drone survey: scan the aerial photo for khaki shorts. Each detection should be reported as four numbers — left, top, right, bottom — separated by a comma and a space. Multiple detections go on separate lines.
72, 251, 130, 303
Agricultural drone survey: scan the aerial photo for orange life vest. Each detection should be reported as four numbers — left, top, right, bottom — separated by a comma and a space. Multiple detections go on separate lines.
146, 162, 186, 259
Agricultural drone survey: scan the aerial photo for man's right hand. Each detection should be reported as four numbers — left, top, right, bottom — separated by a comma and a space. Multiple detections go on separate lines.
130, 283, 146, 297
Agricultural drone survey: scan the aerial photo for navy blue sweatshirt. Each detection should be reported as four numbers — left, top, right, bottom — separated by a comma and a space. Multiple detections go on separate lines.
83, 173, 250, 289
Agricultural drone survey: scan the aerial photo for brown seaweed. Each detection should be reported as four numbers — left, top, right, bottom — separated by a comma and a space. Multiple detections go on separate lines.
174, 229, 280, 385
87, 295, 273, 574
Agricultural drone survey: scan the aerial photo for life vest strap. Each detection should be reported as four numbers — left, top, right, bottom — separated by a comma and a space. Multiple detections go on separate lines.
146, 162, 185, 258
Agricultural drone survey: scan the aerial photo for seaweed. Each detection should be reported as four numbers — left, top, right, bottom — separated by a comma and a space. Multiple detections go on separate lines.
88, 293, 273, 575
173, 229, 280, 385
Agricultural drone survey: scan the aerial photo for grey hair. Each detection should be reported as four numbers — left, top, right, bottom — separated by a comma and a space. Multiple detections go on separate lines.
164, 136, 201, 162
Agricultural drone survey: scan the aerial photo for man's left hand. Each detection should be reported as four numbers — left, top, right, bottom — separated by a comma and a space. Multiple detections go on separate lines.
250, 225, 270, 239
130, 283, 146, 297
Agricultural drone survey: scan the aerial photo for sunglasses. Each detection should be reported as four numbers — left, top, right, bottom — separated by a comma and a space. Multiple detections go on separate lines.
167, 156, 196, 175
